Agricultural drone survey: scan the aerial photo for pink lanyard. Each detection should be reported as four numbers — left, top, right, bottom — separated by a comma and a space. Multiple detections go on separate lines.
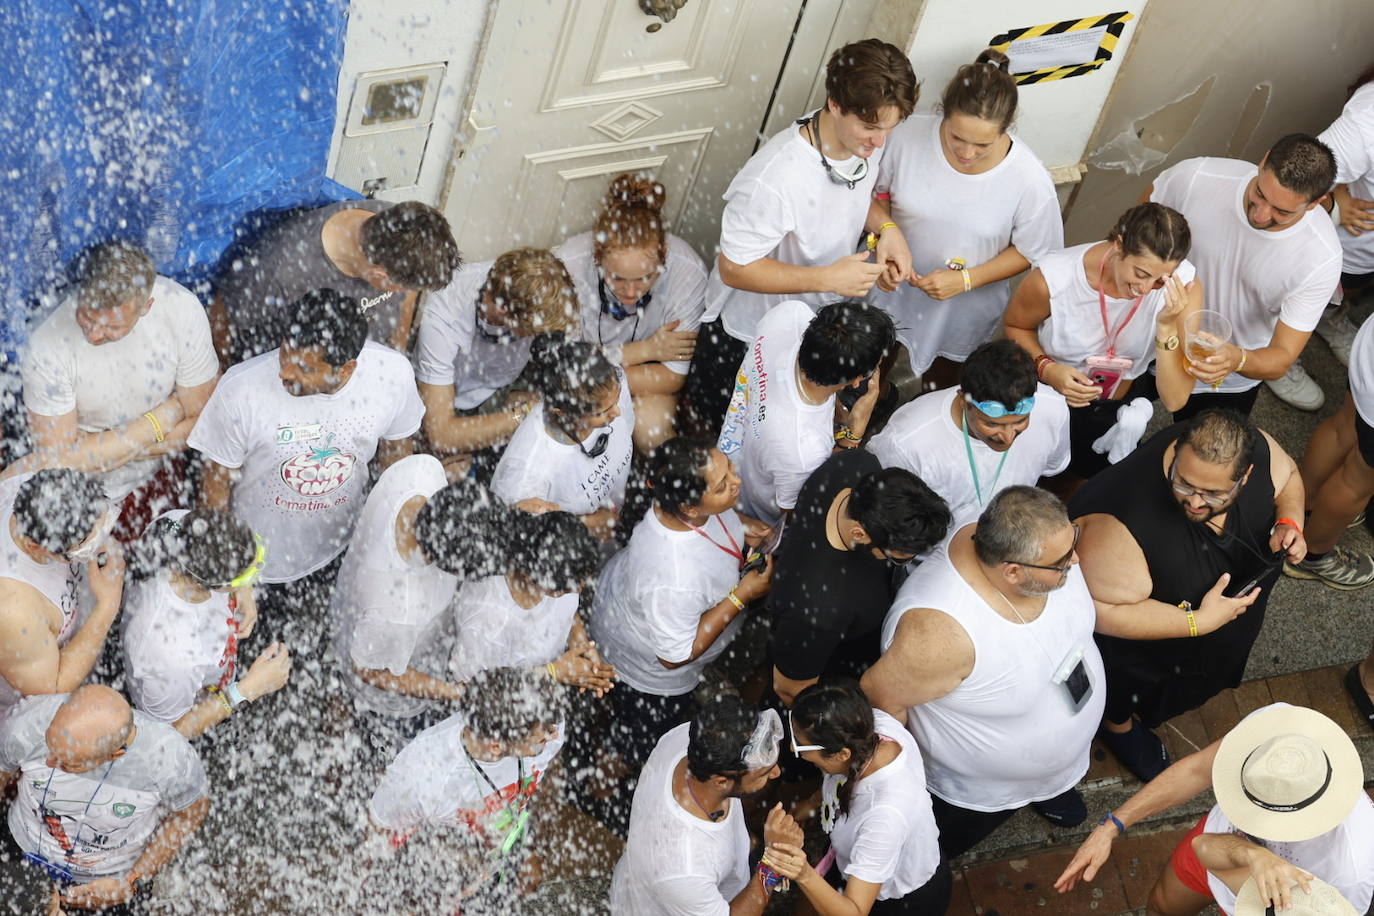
1097, 255, 1147, 358
684, 515, 744, 563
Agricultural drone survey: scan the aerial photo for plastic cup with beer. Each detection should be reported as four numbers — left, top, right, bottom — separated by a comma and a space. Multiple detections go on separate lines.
1184, 309, 1234, 390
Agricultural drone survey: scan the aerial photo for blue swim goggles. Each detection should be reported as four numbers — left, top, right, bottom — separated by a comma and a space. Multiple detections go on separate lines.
964, 393, 1035, 418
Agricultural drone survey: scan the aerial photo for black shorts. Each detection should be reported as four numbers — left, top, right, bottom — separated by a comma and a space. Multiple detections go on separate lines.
1356, 406, 1374, 468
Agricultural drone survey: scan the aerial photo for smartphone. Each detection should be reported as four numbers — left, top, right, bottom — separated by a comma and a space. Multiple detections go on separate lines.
1225, 549, 1286, 598
741, 552, 767, 575
1083, 355, 1133, 399
838, 377, 870, 410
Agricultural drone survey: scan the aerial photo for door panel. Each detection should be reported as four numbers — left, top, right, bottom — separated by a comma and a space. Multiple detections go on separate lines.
443, 0, 806, 262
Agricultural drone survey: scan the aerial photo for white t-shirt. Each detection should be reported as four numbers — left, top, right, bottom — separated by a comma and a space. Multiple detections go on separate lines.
187, 341, 425, 583
1319, 83, 1374, 274
369, 710, 564, 838
590, 509, 746, 696
330, 454, 459, 719
867, 385, 1070, 528
1349, 317, 1374, 427
489, 370, 634, 516
122, 512, 240, 724
870, 113, 1063, 374
414, 260, 535, 410
1037, 243, 1198, 380
1150, 157, 1341, 393
21, 275, 219, 500
706, 114, 883, 341
1202, 706, 1374, 915
554, 231, 708, 375
823, 709, 941, 900
610, 723, 750, 915
447, 575, 581, 682
0, 694, 207, 881
717, 301, 833, 526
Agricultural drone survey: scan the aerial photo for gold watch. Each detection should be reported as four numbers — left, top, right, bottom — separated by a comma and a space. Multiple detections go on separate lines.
1155, 334, 1180, 351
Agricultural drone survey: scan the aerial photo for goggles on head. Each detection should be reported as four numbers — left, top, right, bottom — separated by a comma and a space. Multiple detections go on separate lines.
740, 708, 783, 770
964, 393, 1035, 419
186, 534, 268, 590
65, 504, 119, 562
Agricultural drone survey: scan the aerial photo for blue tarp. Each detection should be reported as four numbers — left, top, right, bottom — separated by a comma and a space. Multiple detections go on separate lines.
0, 0, 355, 356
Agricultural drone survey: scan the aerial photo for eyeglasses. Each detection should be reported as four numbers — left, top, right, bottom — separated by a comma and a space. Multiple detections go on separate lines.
787, 709, 824, 755
965, 393, 1036, 419
876, 547, 915, 569
1009, 523, 1080, 574
1168, 459, 1243, 507
801, 110, 868, 189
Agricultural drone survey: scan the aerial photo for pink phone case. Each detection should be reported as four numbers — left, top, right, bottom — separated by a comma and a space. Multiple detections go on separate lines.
1083, 355, 1133, 399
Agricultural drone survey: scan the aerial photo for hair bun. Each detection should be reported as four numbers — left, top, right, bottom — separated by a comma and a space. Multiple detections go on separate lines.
976, 48, 1011, 71
605, 173, 666, 215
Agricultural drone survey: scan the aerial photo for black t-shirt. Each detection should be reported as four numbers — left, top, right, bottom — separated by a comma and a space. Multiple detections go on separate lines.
768, 450, 899, 682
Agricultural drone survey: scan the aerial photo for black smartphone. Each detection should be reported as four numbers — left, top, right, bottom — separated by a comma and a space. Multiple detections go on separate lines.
1063, 658, 1092, 710
741, 551, 767, 575
1225, 548, 1286, 598
838, 377, 870, 410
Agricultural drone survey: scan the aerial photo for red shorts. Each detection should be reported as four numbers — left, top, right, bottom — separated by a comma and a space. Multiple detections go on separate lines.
1168, 814, 1215, 899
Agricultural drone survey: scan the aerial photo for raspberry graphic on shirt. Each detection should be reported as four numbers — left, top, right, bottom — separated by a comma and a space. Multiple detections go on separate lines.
280, 434, 356, 498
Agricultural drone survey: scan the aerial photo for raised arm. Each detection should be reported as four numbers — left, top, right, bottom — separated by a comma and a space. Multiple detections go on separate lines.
1261, 430, 1306, 562
859, 608, 972, 721
660, 557, 772, 670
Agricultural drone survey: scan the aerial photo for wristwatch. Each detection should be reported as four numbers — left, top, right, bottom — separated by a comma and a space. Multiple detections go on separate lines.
1155, 334, 1180, 351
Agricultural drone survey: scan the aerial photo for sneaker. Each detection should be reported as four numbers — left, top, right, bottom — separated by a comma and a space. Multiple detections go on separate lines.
1099, 718, 1170, 782
1031, 787, 1087, 828
1316, 311, 1358, 367
1284, 546, 1374, 589
1264, 361, 1325, 411
1350, 511, 1367, 529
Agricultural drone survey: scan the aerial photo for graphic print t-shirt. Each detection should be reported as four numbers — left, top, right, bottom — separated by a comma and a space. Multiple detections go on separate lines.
0, 694, 207, 881
187, 341, 425, 582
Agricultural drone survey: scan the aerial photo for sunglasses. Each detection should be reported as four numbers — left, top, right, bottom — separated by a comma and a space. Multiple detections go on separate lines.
801, 110, 868, 189
787, 709, 824, 755
1009, 523, 1080, 574
965, 393, 1036, 419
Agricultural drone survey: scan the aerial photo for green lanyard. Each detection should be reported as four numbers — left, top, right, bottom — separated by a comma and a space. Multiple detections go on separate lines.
963, 411, 1008, 507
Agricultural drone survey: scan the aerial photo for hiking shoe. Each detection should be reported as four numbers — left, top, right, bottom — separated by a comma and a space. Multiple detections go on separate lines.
1350, 510, 1367, 529
1316, 311, 1358, 367
1284, 546, 1374, 589
1099, 718, 1170, 782
1264, 361, 1325, 411
1031, 787, 1087, 828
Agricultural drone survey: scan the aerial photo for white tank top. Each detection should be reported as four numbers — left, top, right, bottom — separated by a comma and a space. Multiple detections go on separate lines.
880, 543, 1106, 811
1037, 242, 1196, 381
0, 472, 88, 721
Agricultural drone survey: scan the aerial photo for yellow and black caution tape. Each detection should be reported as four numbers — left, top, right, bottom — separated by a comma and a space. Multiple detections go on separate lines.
988, 11, 1134, 85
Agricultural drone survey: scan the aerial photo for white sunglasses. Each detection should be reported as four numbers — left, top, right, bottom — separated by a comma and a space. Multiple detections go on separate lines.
787, 709, 824, 755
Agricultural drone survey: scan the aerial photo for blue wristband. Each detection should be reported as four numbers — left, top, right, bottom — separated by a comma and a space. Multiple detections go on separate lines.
1099, 812, 1126, 835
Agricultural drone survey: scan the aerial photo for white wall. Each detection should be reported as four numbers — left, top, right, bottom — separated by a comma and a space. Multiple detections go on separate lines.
326, 0, 491, 203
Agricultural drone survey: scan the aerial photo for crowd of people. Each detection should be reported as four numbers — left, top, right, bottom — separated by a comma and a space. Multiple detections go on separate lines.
1, 35, 1373, 916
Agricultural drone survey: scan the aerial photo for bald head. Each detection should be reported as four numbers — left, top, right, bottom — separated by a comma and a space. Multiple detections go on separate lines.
46, 685, 134, 773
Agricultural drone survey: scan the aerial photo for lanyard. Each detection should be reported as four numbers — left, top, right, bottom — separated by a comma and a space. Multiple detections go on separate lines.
39, 760, 117, 863
962, 410, 1008, 508
463, 747, 531, 858
1096, 254, 1147, 358
217, 603, 239, 690
682, 515, 744, 564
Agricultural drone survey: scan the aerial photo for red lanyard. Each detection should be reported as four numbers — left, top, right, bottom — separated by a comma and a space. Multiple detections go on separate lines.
683, 515, 744, 563
1097, 254, 1147, 358
217, 595, 239, 689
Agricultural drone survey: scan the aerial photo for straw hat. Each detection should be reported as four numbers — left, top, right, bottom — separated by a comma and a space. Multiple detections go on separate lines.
1211, 704, 1362, 843
1234, 875, 1357, 915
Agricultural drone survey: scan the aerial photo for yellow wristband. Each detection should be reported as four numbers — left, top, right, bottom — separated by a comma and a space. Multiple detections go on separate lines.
546, 662, 558, 681
834, 426, 861, 442
143, 412, 165, 443
726, 589, 746, 611
961, 268, 972, 293
1237, 349, 1248, 373
1180, 601, 1198, 637
207, 686, 233, 714
876, 221, 898, 235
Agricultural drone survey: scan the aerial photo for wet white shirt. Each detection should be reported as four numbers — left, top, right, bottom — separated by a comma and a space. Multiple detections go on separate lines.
610, 723, 750, 915
1150, 157, 1341, 393
22, 276, 219, 500
330, 455, 459, 718
188, 341, 425, 583
706, 114, 881, 341
0, 694, 207, 881
447, 575, 581, 682
1319, 83, 1374, 274
555, 231, 708, 375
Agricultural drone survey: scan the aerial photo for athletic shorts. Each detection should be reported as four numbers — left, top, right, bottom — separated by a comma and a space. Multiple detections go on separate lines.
1355, 406, 1374, 469
1168, 814, 1214, 899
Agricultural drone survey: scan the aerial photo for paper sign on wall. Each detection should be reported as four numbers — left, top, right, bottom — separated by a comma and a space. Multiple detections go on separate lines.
989, 11, 1134, 85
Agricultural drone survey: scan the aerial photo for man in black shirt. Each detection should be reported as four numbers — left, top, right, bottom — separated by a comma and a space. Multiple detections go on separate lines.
768, 449, 950, 706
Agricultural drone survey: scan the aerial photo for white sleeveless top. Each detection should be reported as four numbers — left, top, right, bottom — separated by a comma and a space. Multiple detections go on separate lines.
0, 472, 88, 722
1037, 243, 1196, 381
880, 539, 1105, 810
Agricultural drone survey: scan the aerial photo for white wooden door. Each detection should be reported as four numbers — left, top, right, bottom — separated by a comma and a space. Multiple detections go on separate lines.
441, 0, 807, 261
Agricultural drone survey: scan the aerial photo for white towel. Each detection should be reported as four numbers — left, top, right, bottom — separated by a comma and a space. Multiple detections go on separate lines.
1092, 397, 1154, 464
